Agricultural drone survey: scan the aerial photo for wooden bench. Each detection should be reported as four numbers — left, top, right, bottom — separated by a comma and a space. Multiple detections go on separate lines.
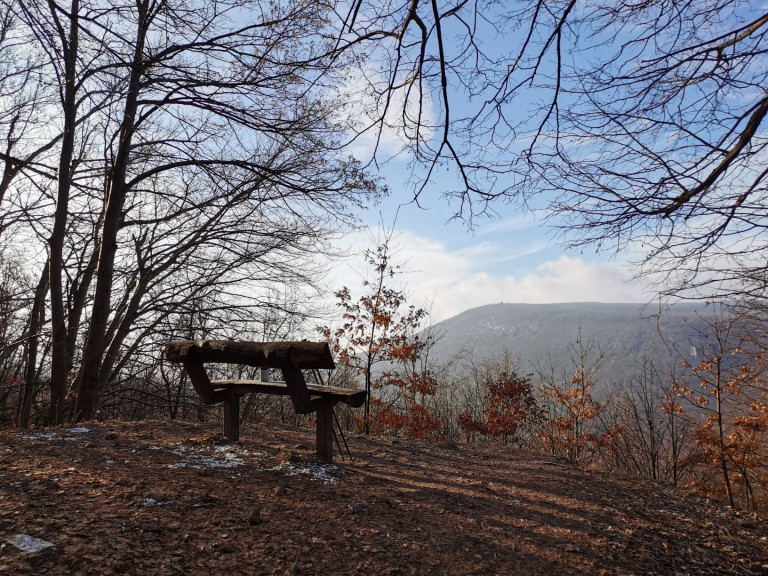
164, 340, 366, 462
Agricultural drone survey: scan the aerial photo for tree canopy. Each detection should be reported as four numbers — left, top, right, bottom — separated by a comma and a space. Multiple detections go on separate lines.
0, 0, 766, 424
0, 0, 380, 422
337, 0, 768, 299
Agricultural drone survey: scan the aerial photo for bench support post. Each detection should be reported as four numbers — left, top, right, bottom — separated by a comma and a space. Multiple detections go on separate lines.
223, 394, 240, 441
316, 401, 334, 462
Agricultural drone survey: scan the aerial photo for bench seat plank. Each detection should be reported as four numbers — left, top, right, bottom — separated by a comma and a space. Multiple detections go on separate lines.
166, 340, 335, 369
212, 380, 366, 408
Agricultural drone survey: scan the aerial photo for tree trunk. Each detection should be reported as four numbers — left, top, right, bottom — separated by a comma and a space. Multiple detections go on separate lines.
48, 0, 80, 424
75, 0, 149, 421
18, 262, 49, 427
716, 392, 735, 508
65, 244, 99, 372
0, 115, 23, 233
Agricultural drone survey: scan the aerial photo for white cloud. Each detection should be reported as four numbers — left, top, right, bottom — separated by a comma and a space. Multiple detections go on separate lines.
334, 67, 436, 161
325, 229, 652, 322
411, 252, 650, 321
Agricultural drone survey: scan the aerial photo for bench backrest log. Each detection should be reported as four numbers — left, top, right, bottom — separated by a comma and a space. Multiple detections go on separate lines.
164, 340, 335, 414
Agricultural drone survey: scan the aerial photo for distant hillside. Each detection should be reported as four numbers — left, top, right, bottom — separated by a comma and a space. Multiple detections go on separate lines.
429, 302, 711, 393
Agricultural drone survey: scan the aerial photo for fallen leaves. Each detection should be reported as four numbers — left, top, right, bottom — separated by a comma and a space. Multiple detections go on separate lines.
0, 420, 766, 575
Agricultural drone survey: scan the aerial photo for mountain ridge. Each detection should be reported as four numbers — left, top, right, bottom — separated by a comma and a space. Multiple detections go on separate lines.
428, 301, 709, 391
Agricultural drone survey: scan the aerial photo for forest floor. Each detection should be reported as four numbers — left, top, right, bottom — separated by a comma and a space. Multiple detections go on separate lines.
0, 420, 766, 575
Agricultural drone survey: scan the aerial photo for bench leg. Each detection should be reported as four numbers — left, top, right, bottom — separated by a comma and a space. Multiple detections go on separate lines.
223, 395, 240, 441
316, 401, 334, 462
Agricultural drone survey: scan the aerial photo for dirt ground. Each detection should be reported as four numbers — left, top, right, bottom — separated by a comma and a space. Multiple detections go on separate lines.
0, 420, 766, 575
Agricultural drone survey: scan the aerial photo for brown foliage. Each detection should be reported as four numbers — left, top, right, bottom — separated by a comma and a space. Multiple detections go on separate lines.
459, 367, 541, 445
537, 333, 607, 465
319, 234, 442, 439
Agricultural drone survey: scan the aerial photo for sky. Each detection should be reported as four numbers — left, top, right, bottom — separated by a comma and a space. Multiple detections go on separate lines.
327, 170, 653, 323
323, 1, 767, 321
322, 8, 663, 322
325, 80, 653, 321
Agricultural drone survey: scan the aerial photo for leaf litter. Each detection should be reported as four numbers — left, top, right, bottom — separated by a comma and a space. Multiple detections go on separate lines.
0, 419, 766, 575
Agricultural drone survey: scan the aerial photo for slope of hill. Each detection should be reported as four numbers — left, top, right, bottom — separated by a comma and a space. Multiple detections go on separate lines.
1, 420, 765, 575
429, 302, 710, 391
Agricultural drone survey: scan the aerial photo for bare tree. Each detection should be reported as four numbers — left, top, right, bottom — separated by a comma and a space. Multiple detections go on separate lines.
602, 358, 667, 481
9, 0, 763, 424
669, 304, 767, 508
333, 2, 768, 298
532, 3, 768, 301
0, 244, 34, 424
4, 0, 379, 422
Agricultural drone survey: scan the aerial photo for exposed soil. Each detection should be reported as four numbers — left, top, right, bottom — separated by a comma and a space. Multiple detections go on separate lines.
0, 420, 766, 575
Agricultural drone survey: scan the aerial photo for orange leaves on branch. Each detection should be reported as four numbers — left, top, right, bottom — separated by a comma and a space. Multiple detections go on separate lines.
537, 334, 607, 465
667, 304, 768, 510
458, 412, 490, 437
459, 367, 540, 445
318, 233, 441, 438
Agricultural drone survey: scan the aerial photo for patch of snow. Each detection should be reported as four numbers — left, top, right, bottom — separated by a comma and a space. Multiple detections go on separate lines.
23, 432, 62, 441
140, 498, 172, 507
6, 534, 55, 554
166, 454, 243, 469
22, 428, 88, 441
267, 461, 342, 484
163, 444, 247, 470
149, 443, 259, 471
210, 444, 241, 454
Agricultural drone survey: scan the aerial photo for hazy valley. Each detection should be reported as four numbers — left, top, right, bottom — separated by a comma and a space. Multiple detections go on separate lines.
428, 302, 711, 394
